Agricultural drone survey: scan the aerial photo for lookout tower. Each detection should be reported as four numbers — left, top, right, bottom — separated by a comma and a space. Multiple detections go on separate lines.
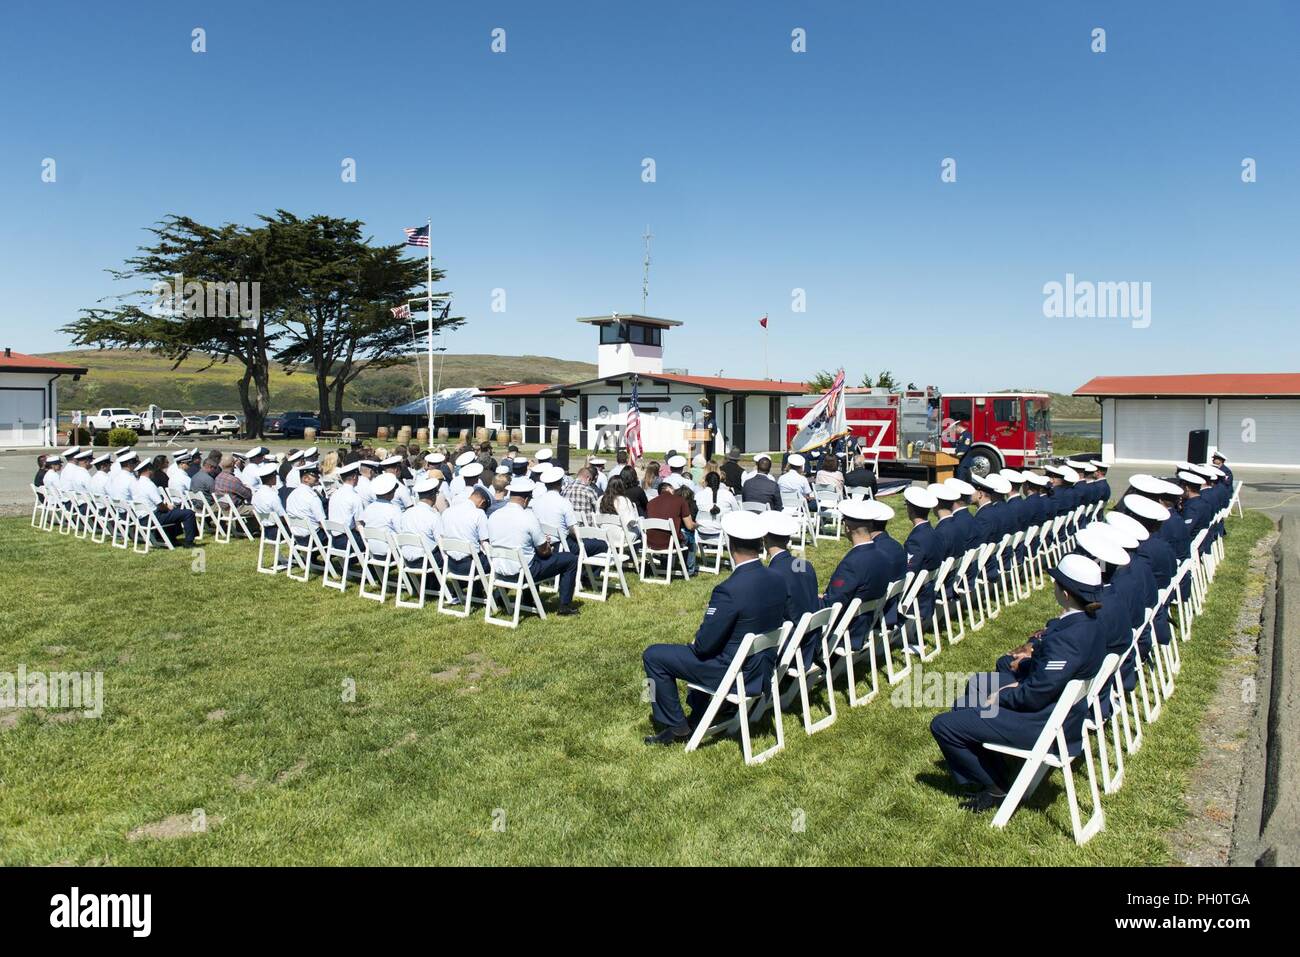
576, 313, 682, 379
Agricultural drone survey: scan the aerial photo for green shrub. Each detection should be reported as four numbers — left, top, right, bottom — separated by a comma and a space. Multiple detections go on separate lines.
107, 427, 139, 447
1051, 433, 1101, 457
65, 426, 91, 445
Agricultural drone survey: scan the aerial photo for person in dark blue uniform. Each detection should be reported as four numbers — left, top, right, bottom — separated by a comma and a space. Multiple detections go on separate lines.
1176, 471, 1215, 556
902, 485, 943, 631
999, 469, 1031, 564
1116, 497, 1177, 646
642, 511, 786, 745
972, 472, 1011, 588
943, 478, 980, 579
929, 482, 965, 564
929, 552, 1106, 810
762, 510, 820, 665
952, 419, 974, 482
821, 498, 904, 649
1211, 453, 1234, 492
1090, 460, 1112, 510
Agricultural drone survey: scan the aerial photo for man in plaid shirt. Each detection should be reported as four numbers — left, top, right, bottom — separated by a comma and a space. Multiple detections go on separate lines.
563, 466, 600, 526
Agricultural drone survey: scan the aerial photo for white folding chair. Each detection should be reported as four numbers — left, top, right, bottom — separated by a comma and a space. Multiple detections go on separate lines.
131, 503, 176, 553
358, 527, 397, 601
814, 489, 842, 541
437, 538, 486, 618
987, 678, 1105, 845
740, 501, 770, 513
684, 623, 793, 765
694, 527, 729, 575
949, 546, 983, 633
637, 518, 691, 584
214, 493, 255, 543
393, 531, 443, 609
29, 484, 50, 529
828, 585, 898, 706
108, 497, 132, 549
484, 544, 548, 629
927, 556, 961, 650
775, 603, 842, 735
253, 508, 291, 574
285, 516, 324, 582
894, 570, 931, 671
319, 519, 354, 592
573, 525, 630, 601
1081, 653, 1124, 796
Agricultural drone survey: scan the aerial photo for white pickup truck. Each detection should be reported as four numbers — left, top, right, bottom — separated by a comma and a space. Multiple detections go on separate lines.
86, 407, 143, 432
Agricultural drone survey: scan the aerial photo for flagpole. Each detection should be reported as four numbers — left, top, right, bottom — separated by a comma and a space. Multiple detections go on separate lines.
426, 218, 434, 440
763, 315, 769, 380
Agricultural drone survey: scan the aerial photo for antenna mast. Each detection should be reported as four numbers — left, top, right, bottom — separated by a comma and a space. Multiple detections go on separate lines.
641, 225, 653, 312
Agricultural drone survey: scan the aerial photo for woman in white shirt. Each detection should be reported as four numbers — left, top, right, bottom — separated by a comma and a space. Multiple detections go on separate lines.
694, 471, 739, 539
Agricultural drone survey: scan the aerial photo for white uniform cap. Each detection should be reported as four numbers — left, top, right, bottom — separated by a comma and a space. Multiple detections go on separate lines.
590, 457, 606, 466
720, 510, 766, 541
133, 459, 151, 473
760, 510, 801, 538
840, 499, 893, 522
92, 453, 113, 466
1189, 463, 1216, 478
455, 451, 477, 467
1204, 465, 1225, 478
1043, 465, 1065, 477
371, 474, 399, 496
507, 476, 536, 494
540, 465, 566, 485
117, 452, 138, 464
65, 445, 81, 456
413, 478, 440, 495
1106, 510, 1149, 543
1091, 520, 1138, 551
754, 453, 772, 463
787, 453, 806, 469
1059, 466, 1080, 484
495, 465, 510, 475
336, 462, 360, 477
1123, 494, 1169, 522
425, 452, 446, 464
903, 486, 939, 510
461, 462, 484, 479
113, 447, 133, 458
1177, 471, 1206, 486
1074, 525, 1130, 567
256, 463, 279, 478
1077, 462, 1098, 473
691, 454, 706, 467
928, 482, 960, 503
1025, 473, 1051, 487
301, 446, 318, 459
534, 448, 553, 462
1175, 461, 1195, 472
45, 454, 64, 464
944, 477, 976, 498
998, 468, 1025, 484
286, 450, 305, 463
667, 454, 687, 468
380, 455, 403, 468
360, 459, 381, 470
246, 446, 269, 458
73, 449, 94, 460
1129, 474, 1164, 495
973, 473, 1012, 496
1056, 553, 1103, 589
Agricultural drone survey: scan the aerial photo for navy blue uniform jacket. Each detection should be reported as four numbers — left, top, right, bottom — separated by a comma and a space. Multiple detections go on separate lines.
692, 560, 787, 685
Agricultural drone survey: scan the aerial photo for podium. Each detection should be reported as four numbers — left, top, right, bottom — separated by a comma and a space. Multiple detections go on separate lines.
684, 428, 713, 464
920, 450, 960, 484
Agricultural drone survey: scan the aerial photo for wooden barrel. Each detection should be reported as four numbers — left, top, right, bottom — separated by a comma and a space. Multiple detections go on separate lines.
459, 428, 470, 443
303, 427, 317, 444
510, 428, 523, 444
416, 427, 429, 445
436, 427, 449, 441
376, 425, 390, 441
397, 425, 412, 444
475, 426, 489, 444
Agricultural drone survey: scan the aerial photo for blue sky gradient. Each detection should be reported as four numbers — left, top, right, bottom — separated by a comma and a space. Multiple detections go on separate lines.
1, 0, 1297, 392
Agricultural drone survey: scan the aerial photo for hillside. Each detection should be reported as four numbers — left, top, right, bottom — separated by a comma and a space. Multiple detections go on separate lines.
40, 349, 597, 414
1000, 388, 1099, 420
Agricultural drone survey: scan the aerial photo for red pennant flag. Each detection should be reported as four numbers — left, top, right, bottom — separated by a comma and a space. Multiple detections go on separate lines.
759, 315, 768, 329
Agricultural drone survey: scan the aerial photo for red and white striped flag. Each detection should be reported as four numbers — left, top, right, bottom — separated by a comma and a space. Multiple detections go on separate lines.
390, 303, 411, 320
624, 377, 643, 467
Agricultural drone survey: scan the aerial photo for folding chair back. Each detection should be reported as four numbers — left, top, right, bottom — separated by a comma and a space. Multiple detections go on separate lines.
740, 501, 769, 513
392, 531, 437, 609
285, 516, 319, 582
485, 544, 547, 628
776, 602, 842, 735
358, 526, 396, 601
319, 519, 354, 592
637, 518, 690, 584
573, 525, 629, 601
437, 537, 483, 617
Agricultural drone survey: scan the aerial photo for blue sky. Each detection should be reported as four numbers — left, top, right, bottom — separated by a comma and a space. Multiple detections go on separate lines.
1, 0, 1297, 393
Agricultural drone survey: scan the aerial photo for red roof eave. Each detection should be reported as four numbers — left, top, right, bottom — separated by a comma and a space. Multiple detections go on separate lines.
1075, 373, 1300, 398
0, 351, 88, 375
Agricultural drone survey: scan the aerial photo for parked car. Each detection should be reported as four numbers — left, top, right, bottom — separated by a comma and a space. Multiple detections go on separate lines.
280, 414, 321, 439
86, 407, 143, 432
139, 408, 185, 433
204, 413, 241, 435
265, 411, 317, 434
180, 415, 210, 435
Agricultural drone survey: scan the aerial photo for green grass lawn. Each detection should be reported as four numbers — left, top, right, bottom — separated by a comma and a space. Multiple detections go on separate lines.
0, 509, 1270, 865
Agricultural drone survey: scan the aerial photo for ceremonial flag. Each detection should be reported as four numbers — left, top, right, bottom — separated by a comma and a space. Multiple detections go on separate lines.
403, 225, 430, 247
624, 377, 643, 466
390, 303, 411, 320
790, 369, 849, 453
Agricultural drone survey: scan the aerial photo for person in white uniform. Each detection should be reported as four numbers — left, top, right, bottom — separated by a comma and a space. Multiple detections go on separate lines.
107, 453, 137, 501
240, 447, 270, 489
167, 451, 193, 494
398, 478, 443, 563
285, 463, 327, 533
439, 487, 491, 576
132, 459, 199, 546
328, 461, 366, 549
777, 453, 816, 512
89, 454, 113, 496
360, 473, 403, 556
251, 463, 286, 537
380, 455, 413, 511
487, 476, 580, 615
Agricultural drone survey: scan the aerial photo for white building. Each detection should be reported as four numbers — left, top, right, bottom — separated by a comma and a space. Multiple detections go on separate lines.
1075, 372, 1300, 468
0, 349, 87, 448
479, 314, 807, 453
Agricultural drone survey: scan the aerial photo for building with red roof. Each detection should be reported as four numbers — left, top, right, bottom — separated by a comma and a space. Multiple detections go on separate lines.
1073, 372, 1300, 468
0, 348, 88, 448
476, 314, 808, 453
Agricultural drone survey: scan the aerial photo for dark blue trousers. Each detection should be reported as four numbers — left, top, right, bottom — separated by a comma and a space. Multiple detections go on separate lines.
530, 552, 579, 604
642, 643, 730, 730
157, 507, 197, 545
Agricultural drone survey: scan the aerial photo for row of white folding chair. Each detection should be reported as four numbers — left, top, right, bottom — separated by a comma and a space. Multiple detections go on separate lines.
30, 486, 180, 555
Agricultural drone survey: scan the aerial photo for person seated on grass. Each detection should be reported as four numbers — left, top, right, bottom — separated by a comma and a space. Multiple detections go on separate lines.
641, 510, 785, 746
929, 553, 1105, 813
360, 473, 403, 556
132, 458, 199, 547
487, 476, 581, 616
821, 498, 904, 651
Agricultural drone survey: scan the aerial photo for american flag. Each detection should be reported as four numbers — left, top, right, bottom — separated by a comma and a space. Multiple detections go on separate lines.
403, 225, 430, 247
390, 303, 411, 320
624, 376, 643, 467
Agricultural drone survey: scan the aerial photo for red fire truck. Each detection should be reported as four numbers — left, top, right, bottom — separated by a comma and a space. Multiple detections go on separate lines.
785, 387, 1054, 478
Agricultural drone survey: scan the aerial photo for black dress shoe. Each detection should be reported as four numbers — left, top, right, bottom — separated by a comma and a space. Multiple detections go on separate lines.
557, 604, 581, 616
643, 725, 691, 746
959, 789, 1006, 813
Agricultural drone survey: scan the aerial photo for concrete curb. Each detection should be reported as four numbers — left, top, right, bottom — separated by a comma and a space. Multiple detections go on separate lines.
1233, 515, 1299, 865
